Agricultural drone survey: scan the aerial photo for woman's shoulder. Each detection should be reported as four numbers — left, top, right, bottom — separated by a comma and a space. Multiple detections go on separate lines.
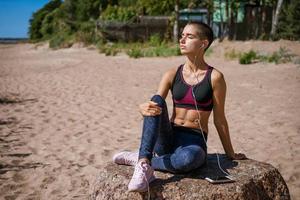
210, 67, 226, 88
210, 66, 224, 80
163, 65, 181, 80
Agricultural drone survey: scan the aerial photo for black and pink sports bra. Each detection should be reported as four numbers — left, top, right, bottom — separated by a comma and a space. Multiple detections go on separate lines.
171, 64, 214, 111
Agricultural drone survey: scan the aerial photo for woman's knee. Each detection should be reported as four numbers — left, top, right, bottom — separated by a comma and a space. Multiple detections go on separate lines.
150, 95, 165, 107
171, 145, 205, 172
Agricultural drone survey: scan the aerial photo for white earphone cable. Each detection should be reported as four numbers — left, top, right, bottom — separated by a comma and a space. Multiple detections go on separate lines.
190, 54, 231, 177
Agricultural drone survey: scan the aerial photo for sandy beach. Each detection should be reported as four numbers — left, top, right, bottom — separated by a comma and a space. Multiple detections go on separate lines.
0, 41, 299, 199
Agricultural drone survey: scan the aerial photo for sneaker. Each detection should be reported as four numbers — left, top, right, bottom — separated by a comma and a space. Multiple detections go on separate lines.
112, 151, 138, 166
128, 161, 156, 192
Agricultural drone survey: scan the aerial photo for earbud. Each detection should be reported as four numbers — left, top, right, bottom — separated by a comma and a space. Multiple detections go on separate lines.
200, 44, 205, 49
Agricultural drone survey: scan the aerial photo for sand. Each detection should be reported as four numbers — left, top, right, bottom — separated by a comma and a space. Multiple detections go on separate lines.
0, 40, 299, 200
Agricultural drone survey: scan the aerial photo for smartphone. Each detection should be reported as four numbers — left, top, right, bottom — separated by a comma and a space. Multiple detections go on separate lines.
205, 176, 235, 184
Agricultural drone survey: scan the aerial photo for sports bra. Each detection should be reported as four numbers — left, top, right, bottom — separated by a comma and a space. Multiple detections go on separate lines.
171, 64, 214, 111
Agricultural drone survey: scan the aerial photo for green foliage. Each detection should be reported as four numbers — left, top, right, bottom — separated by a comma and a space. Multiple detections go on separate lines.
100, 5, 136, 22
29, 10, 48, 40
29, 0, 299, 49
127, 48, 143, 58
60, 0, 78, 23
277, 0, 300, 40
76, 0, 101, 21
29, 0, 62, 40
118, 0, 137, 7
149, 34, 162, 46
225, 49, 241, 60
239, 50, 257, 64
227, 47, 295, 65
97, 43, 120, 56
259, 47, 294, 64
49, 33, 74, 49
136, 0, 174, 15
40, 8, 62, 39
204, 47, 213, 57
142, 44, 181, 57
97, 41, 180, 58
75, 21, 98, 44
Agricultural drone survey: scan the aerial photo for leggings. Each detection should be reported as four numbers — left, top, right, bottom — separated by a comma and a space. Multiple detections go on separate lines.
138, 95, 207, 173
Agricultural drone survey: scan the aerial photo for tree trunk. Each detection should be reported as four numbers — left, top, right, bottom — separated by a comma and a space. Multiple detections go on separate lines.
173, 0, 179, 43
271, 0, 284, 36
233, 2, 238, 40
261, 0, 267, 38
219, 0, 224, 40
207, 0, 214, 27
229, 2, 235, 40
207, 9, 211, 25
225, 0, 229, 38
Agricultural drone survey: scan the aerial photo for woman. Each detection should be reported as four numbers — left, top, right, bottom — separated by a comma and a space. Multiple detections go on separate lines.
113, 21, 246, 192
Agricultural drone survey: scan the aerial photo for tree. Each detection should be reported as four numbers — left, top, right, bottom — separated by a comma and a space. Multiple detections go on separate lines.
76, 0, 101, 21
270, 0, 284, 37
136, 0, 174, 15
173, 0, 179, 43
29, 0, 62, 40
276, 0, 300, 40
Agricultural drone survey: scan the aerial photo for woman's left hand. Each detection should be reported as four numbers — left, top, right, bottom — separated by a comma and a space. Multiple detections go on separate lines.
231, 153, 247, 160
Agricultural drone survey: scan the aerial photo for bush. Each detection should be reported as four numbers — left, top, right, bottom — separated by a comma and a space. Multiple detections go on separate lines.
100, 5, 136, 22
97, 41, 180, 58
235, 47, 295, 65
97, 42, 120, 56
149, 34, 162, 46
75, 21, 98, 45
40, 8, 62, 39
267, 52, 281, 64
29, 0, 61, 41
277, 0, 300, 40
49, 33, 74, 49
127, 48, 143, 58
225, 49, 241, 60
144, 44, 180, 57
277, 47, 294, 63
239, 50, 257, 64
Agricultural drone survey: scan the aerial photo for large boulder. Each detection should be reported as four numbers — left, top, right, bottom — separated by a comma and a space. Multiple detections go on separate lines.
90, 155, 290, 200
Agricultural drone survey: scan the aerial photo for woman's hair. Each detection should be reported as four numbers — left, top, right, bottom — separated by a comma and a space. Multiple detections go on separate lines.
187, 21, 214, 50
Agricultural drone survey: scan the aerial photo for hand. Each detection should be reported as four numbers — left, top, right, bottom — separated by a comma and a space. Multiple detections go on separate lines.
231, 153, 247, 160
139, 101, 162, 116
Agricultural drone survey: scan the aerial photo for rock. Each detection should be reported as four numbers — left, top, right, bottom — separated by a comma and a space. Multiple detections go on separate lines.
90, 155, 290, 200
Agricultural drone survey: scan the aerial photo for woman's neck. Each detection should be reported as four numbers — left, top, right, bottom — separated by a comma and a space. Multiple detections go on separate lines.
185, 55, 208, 72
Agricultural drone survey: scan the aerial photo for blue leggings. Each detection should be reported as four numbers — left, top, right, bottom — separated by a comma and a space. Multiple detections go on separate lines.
138, 95, 207, 173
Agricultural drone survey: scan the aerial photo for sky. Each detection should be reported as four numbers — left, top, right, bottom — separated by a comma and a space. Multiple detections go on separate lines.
0, 0, 50, 38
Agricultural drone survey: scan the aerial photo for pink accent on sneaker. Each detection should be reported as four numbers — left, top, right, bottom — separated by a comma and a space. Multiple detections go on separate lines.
128, 161, 156, 192
112, 151, 138, 166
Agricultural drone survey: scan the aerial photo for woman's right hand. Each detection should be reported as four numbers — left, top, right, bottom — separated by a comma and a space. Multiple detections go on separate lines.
139, 101, 162, 116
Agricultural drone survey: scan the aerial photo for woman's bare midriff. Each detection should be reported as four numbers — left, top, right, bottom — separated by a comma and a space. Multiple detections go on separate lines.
171, 107, 211, 133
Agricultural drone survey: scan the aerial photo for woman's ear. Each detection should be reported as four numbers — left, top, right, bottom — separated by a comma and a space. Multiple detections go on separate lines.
203, 40, 209, 48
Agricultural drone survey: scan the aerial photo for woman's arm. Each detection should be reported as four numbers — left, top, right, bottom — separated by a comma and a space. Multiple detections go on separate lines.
156, 68, 177, 99
139, 67, 177, 116
212, 69, 246, 160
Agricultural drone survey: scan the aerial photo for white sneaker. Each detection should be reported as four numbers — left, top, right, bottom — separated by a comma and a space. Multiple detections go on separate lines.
112, 151, 138, 166
128, 161, 156, 192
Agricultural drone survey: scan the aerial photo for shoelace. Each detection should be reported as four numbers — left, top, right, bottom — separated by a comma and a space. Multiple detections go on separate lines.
133, 163, 151, 200
123, 152, 137, 165
144, 173, 151, 200
141, 164, 151, 200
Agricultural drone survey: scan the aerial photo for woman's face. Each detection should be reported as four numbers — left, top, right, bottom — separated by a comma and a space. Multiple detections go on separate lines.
179, 24, 205, 55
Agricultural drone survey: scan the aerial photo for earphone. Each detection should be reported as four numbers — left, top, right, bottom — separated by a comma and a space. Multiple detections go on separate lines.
200, 44, 204, 49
